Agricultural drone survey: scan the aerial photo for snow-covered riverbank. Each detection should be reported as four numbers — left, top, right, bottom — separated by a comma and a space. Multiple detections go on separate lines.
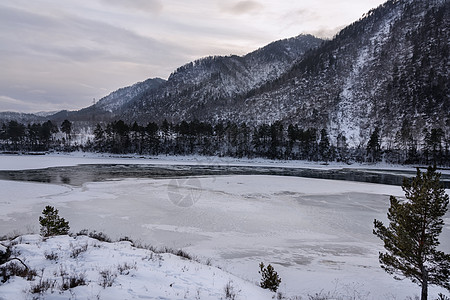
0, 151, 439, 172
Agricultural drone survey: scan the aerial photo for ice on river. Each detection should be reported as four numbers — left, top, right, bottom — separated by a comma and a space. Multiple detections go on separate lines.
0, 156, 449, 299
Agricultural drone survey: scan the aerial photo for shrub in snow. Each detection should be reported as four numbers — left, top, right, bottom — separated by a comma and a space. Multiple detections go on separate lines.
205, 258, 212, 266
307, 291, 333, 300
44, 251, 58, 261
117, 262, 137, 275
39, 206, 70, 237
118, 236, 135, 245
88, 230, 112, 242
259, 262, 281, 292
60, 272, 86, 291
30, 277, 56, 295
99, 269, 117, 288
0, 261, 37, 283
75, 229, 89, 236
69, 243, 88, 258
224, 280, 240, 300
175, 249, 193, 260
0, 244, 11, 265
157, 246, 195, 261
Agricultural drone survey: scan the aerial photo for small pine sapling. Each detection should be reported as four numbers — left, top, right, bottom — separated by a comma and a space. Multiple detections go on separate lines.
39, 206, 70, 237
259, 262, 281, 292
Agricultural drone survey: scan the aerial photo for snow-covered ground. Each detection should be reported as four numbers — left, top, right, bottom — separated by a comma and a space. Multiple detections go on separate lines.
0, 154, 449, 299
0, 234, 271, 300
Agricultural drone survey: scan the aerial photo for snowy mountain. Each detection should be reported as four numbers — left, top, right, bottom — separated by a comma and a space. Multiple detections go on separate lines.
0, 112, 45, 123
0, 34, 320, 124
119, 34, 323, 122
94, 78, 165, 113
1, 0, 447, 149
43, 78, 166, 123
34, 111, 61, 117
224, 0, 449, 146
116, 0, 448, 147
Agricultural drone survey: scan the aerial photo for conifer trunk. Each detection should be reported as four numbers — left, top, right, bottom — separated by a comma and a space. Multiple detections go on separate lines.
421, 266, 428, 300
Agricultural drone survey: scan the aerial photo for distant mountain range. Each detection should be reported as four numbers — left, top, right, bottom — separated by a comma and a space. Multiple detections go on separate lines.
1, 0, 448, 147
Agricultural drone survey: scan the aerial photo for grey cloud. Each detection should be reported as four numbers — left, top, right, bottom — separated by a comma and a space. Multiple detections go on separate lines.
279, 9, 320, 30
0, 3, 192, 112
0, 95, 56, 113
294, 9, 319, 21
309, 25, 347, 39
99, 0, 163, 14
0, 4, 54, 28
0, 4, 194, 67
279, 8, 344, 39
38, 46, 112, 63
224, 1, 264, 15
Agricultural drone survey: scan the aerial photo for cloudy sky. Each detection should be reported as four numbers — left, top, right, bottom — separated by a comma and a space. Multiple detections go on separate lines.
0, 0, 385, 113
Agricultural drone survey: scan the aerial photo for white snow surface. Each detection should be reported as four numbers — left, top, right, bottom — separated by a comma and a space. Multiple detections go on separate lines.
0, 154, 449, 299
0, 234, 271, 300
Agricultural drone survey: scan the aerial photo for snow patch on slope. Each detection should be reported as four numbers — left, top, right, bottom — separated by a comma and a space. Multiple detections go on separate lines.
95, 78, 165, 113
331, 9, 402, 147
0, 234, 272, 300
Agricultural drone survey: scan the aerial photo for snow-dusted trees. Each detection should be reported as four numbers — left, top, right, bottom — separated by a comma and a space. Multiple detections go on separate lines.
6, 121, 25, 150
423, 128, 446, 166
84, 119, 449, 166
0, 118, 447, 166
0, 120, 60, 151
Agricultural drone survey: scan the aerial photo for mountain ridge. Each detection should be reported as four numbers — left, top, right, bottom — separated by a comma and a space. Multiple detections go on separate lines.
117, 0, 448, 147
119, 34, 323, 123
184, 0, 448, 146
1, 0, 448, 150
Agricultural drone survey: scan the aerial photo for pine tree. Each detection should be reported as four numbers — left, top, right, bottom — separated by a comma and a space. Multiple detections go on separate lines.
61, 119, 72, 142
366, 127, 381, 162
39, 206, 70, 237
373, 166, 450, 300
336, 133, 349, 163
259, 262, 281, 292
318, 128, 331, 162
7, 120, 26, 150
40, 120, 58, 148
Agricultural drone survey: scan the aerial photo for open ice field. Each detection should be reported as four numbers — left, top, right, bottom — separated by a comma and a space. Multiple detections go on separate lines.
0, 154, 449, 299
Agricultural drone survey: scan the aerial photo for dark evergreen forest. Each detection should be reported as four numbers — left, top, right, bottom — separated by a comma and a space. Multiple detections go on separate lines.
1, 119, 448, 166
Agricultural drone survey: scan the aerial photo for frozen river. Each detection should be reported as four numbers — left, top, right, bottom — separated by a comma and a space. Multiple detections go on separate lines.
1, 162, 449, 188
0, 154, 449, 299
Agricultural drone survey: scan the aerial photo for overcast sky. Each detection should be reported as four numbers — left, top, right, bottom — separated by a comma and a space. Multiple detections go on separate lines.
0, 0, 386, 113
